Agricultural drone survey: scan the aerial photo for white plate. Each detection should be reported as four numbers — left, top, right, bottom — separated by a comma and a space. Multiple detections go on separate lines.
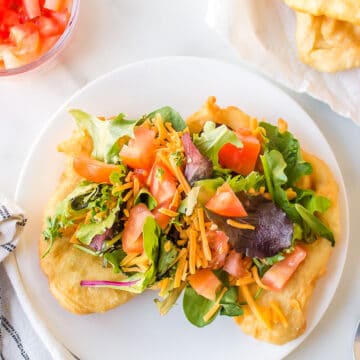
10, 57, 349, 360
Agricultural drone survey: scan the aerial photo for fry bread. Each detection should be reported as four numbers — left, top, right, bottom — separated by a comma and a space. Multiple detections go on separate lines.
284, 0, 360, 25
296, 12, 360, 72
235, 152, 340, 344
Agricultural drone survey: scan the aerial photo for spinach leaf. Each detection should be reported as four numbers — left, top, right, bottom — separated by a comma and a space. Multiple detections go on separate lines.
70, 109, 139, 164
193, 121, 242, 171
295, 204, 335, 245
183, 285, 219, 327
227, 171, 265, 193
295, 188, 331, 214
147, 106, 186, 131
134, 188, 158, 210
220, 287, 243, 317
260, 122, 312, 186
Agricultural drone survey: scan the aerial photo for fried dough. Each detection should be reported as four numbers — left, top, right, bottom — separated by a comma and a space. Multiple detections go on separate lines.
295, 12, 360, 72
284, 0, 360, 25
235, 152, 340, 344
40, 138, 134, 315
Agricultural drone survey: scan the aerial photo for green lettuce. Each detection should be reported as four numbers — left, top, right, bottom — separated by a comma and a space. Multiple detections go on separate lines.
70, 109, 139, 164
227, 171, 265, 193
134, 188, 158, 211
193, 121, 242, 172
260, 122, 312, 186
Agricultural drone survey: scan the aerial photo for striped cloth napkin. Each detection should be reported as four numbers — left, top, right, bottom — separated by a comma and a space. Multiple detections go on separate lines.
0, 194, 50, 359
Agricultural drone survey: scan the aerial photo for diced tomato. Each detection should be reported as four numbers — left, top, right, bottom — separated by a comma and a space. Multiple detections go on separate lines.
39, 32, 58, 52
132, 168, 149, 185
0, 0, 70, 69
73, 156, 118, 184
119, 127, 156, 171
35, 15, 59, 36
23, 0, 41, 19
218, 128, 260, 176
188, 269, 222, 301
207, 230, 229, 269
48, 8, 69, 31
261, 246, 307, 292
223, 251, 250, 278
152, 202, 171, 229
43, 0, 61, 11
205, 183, 247, 217
122, 204, 154, 254
148, 161, 177, 206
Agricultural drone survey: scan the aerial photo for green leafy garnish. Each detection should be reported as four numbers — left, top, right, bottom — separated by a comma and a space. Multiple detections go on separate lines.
70, 109, 139, 164
195, 178, 224, 204
295, 204, 335, 246
227, 171, 265, 193
178, 186, 200, 216
134, 188, 158, 211
157, 236, 178, 278
147, 106, 186, 131
260, 122, 312, 186
183, 285, 219, 327
103, 249, 127, 273
220, 287, 243, 317
76, 207, 119, 245
193, 121, 242, 171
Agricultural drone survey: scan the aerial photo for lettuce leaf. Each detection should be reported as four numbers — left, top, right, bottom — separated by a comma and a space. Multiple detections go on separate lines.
70, 109, 139, 164
193, 121, 242, 171
147, 106, 186, 131
260, 122, 312, 186
227, 171, 265, 193
134, 188, 158, 210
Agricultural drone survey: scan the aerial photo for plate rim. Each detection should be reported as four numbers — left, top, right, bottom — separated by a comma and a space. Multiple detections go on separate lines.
8, 55, 350, 360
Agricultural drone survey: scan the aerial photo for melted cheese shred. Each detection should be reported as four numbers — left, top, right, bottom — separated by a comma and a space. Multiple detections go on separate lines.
240, 285, 272, 329
251, 266, 271, 291
270, 301, 288, 328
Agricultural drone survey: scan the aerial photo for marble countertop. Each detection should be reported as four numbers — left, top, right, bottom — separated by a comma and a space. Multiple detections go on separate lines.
0, 0, 359, 359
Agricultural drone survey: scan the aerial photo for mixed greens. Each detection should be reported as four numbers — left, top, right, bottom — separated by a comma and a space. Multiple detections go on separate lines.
43, 101, 334, 328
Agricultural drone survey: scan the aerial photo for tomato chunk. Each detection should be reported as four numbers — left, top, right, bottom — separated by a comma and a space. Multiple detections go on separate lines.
73, 156, 118, 184
119, 127, 156, 171
207, 230, 229, 269
261, 245, 307, 291
205, 183, 247, 217
23, 0, 41, 19
122, 204, 154, 254
148, 161, 177, 206
188, 269, 222, 301
218, 128, 260, 176
223, 251, 250, 278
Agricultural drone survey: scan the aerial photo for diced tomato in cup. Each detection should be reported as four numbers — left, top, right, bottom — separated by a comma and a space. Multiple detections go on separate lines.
0, 0, 72, 70
218, 128, 261, 176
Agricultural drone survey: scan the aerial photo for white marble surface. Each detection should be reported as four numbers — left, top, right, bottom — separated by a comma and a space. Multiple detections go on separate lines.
0, 0, 359, 359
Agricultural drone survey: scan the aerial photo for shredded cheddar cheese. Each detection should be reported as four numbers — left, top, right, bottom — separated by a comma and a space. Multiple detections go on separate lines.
226, 219, 255, 230
203, 287, 228, 322
158, 208, 179, 217
251, 266, 271, 290
240, 285, 272, 329
197, 208, 212, 261
270, 301, 288, 328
